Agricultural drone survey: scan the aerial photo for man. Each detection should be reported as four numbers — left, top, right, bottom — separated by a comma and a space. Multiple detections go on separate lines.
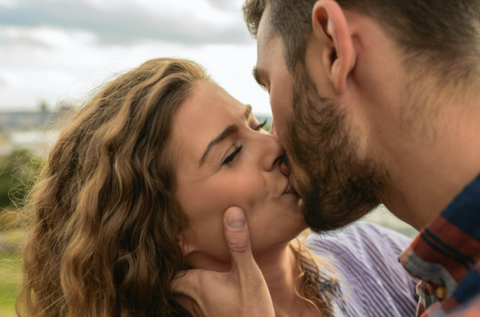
172, 0, 480, 316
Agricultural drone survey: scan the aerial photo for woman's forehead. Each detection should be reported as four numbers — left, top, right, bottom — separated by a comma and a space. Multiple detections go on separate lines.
170, 80, 246, 167
178, 80, 245, 130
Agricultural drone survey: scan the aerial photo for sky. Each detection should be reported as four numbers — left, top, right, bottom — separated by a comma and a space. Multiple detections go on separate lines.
0, 0, 272, 114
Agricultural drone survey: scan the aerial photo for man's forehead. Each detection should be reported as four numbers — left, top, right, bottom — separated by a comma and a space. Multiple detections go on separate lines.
256, 33, 283, 84
257, 4, 275, 45
256, 5, 286, 68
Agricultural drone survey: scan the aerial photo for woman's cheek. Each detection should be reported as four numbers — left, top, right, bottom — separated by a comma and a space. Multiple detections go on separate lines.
224, 171, 263, 200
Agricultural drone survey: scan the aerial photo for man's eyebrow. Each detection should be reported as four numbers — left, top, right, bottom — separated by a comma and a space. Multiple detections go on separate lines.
252, 67, 267, 89
198, 105, 253, 167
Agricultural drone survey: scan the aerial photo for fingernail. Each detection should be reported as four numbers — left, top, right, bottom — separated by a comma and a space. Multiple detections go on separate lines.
225, 208, 246, 230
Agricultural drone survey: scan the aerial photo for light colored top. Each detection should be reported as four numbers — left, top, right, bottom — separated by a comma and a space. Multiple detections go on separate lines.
305, 222, 419, 317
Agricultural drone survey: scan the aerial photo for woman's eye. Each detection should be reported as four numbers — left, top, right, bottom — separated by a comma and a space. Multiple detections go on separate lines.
254, 119, 268, 131
221, 145, 243, 165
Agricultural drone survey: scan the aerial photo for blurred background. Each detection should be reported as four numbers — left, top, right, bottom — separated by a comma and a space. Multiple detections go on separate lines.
0, 0, 416, 315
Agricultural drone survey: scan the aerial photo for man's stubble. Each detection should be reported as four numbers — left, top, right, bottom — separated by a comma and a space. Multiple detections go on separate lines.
285, 66, 387, 233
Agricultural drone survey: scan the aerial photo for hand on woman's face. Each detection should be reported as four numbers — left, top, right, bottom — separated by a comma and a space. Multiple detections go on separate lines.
171, 80, 306, 268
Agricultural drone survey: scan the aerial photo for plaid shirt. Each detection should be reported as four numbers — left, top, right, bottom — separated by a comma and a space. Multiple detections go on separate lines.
399, 174, 480, 317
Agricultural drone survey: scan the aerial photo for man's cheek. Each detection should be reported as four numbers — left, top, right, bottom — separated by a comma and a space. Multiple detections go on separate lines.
270, 106, 287, 139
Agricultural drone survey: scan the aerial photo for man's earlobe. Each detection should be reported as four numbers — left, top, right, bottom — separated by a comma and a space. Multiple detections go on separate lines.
312, 0, 356, 94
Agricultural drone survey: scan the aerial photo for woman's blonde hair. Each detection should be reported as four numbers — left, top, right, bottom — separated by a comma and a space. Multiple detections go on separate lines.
291, 234, 339, 317
16, 57, 335, 317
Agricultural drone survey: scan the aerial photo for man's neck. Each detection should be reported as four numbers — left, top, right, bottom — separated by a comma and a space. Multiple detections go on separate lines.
383, 87, 480, 230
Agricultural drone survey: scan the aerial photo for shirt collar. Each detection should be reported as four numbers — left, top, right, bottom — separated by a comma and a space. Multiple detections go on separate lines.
400, 174, 480, 296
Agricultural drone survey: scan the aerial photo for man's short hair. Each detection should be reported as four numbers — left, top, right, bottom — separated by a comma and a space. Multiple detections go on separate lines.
243, 0, 480, 79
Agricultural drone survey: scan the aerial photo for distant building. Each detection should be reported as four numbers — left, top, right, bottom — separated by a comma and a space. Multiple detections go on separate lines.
0, 106, 74, 132
0, 109, 272, 157
0, 106, 75, 157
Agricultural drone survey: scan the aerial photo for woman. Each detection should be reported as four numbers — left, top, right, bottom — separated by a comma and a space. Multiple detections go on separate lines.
16, 58, 417, 317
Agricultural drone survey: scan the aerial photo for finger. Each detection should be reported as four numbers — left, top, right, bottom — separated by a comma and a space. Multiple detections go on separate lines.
173, 294, 195, 315
171, 270, 210, 317
269, 119, 276, 135
170, 269, 201, 297
223, 208, 275, 317
223, 207, 258, 276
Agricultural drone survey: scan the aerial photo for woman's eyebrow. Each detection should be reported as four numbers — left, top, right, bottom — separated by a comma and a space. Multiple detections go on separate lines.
198, 105, 253, 167
199, 124, 239, 167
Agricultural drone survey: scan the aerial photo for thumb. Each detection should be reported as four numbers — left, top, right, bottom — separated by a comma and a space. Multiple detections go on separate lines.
223, 207, 258, 276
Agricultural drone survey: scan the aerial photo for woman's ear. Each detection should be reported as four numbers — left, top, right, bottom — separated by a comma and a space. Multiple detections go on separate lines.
312, 0, 356, 94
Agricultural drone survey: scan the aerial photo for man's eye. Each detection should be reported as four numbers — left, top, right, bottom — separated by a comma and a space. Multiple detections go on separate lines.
254, 119, 267, 131
221, 146, 243, 165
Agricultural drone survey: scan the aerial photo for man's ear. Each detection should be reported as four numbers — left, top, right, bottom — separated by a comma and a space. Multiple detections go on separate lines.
312, 0, 356, 94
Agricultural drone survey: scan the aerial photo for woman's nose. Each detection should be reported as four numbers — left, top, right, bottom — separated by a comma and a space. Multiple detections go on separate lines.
259, 133, 285, 172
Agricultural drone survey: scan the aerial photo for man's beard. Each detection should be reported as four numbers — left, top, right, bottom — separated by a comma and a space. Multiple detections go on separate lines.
285, 66, 387, 233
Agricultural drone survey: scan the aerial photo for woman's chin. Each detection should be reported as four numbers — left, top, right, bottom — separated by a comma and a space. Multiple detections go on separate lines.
187, 222, 308, 271
250, 223, 308, 254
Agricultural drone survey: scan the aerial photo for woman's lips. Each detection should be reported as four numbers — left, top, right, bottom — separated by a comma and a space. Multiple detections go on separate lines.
283, 179, 298, 195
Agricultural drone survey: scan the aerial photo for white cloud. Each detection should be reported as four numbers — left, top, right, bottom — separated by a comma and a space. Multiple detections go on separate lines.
0, 0, 15, 8
0, 0, 271, 115
0, 0, 251, 45
0, 26, 99, 49
0, 69, 20, 87
0, 29, 271, 114
204, 0, 246, 11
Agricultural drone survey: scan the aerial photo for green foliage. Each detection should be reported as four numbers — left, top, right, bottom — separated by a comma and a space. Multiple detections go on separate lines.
0, 150, 44, 232
0, 230, 24, 313
0, 211, 18, 232
0, 149, 43, 211
0, 248, 22, 313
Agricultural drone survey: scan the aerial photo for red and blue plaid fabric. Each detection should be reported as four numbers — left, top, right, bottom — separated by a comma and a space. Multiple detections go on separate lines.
399, 174, 480, 317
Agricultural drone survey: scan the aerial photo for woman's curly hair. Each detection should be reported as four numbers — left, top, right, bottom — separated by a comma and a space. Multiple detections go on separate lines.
16, 58, 207, 317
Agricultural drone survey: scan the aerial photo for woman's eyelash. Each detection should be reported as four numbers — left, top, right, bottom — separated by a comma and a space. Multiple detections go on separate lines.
221, 145, 243, 165
220, 120, 266, 166
255, 119, 268, 131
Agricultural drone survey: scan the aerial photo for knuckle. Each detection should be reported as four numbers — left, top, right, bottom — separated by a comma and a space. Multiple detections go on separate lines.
227, 232, 250, 253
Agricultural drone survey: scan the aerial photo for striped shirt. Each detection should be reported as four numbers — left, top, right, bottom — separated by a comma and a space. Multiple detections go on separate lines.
305, 222, 419, 317
399, 174, 480, 317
